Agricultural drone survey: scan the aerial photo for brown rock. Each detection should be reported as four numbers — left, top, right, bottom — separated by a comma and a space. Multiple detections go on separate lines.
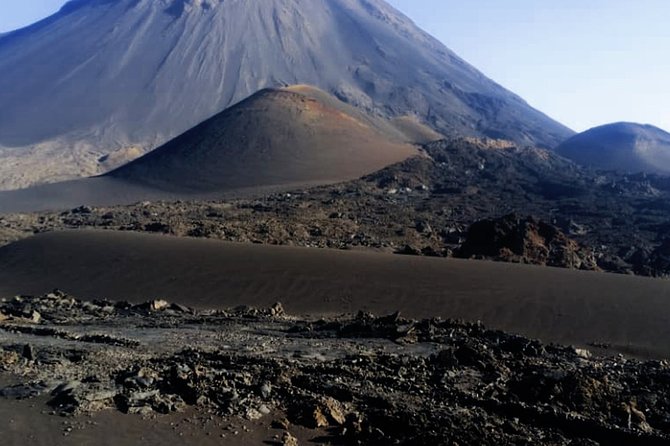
627, 402, 653, 433
281, 431, 299, 446
0, 349, 20, 367
28, 310, 41, 324
311, 407, 329, 428
573, 348, 592, 359
272, 418, 291, 430
270, 302, 285, 317
149, 300, 170, 311
456, 214, 599, 270
322, 397, 347, 425
305, 406, 330, 429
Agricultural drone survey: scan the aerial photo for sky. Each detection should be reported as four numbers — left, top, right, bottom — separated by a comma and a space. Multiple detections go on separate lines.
1, 0, 669, 132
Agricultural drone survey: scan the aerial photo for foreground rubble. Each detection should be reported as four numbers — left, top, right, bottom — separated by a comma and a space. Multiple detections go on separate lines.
1, 291, 670, 445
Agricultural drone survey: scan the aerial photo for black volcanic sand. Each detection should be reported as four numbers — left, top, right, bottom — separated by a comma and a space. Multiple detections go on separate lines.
0, 392, 322, 446
0, 176, 329, 214
0, 177, 183, 214
1, 230, 670, 359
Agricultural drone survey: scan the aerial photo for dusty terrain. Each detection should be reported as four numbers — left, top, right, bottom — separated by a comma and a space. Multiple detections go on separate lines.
2, 291, 670, 445
0, 397, 323, 446
2, 137, 670, 444
0, 2, 663, 445
3, 138, 670, 276
1, 230, 670, 360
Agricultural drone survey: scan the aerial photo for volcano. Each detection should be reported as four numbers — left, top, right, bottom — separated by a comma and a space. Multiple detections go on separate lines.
556, 122, 670, 175
107, 85, 420, 191
0, 0, 572, 190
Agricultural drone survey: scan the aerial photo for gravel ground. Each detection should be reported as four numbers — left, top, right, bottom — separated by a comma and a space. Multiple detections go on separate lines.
2, 291, 670, 445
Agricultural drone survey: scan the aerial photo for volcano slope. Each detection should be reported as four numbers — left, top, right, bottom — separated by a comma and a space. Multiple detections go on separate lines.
0, 86, 420, 212
107, 86, 420, 192
556, 122, 670, 174
0, 0, 572, 189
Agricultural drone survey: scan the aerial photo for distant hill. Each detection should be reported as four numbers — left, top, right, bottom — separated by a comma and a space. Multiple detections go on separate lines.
107, 86, 419, 191
556, 122, 670, 174
0, 0, 572, 190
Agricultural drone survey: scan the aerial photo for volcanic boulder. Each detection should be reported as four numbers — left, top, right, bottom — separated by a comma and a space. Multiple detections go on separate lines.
456, 214, 599, 270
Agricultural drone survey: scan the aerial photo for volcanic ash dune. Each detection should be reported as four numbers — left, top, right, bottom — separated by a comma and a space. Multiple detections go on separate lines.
107, 87, 420, 192
3, 230, 670, 359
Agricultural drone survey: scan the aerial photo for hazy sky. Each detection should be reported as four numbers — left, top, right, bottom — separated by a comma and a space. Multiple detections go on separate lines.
1, 0, 669, 132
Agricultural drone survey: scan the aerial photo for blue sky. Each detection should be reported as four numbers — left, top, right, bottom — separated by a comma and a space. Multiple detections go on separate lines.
1, 0, 669, 132
386, 0, 670, 132
0, 0, 63, 33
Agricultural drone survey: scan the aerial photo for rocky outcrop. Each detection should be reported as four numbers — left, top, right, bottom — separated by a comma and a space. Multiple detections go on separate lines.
625, 238, 670, 277
456, 214, 599, 270
2, 292, 670, 444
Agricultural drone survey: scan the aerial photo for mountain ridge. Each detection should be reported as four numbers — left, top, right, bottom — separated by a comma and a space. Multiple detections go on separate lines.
0, 0, 573, 190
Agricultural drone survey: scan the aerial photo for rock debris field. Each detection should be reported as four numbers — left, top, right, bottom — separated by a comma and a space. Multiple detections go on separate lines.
1, 291, 670, 445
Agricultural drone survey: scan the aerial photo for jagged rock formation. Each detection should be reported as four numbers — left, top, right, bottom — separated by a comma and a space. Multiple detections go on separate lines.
455, 214, 599, 270
0, 0, 572, 189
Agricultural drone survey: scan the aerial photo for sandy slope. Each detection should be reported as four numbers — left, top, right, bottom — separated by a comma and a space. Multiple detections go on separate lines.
556, 122, 670, 174
0, 390, 321, 446
0, 86, 419, 212
1, 230, 670, 359
0, 0, 571, 189
0, 173, 329, 214
108, 87, 419, 192
0, 177, 177, 214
